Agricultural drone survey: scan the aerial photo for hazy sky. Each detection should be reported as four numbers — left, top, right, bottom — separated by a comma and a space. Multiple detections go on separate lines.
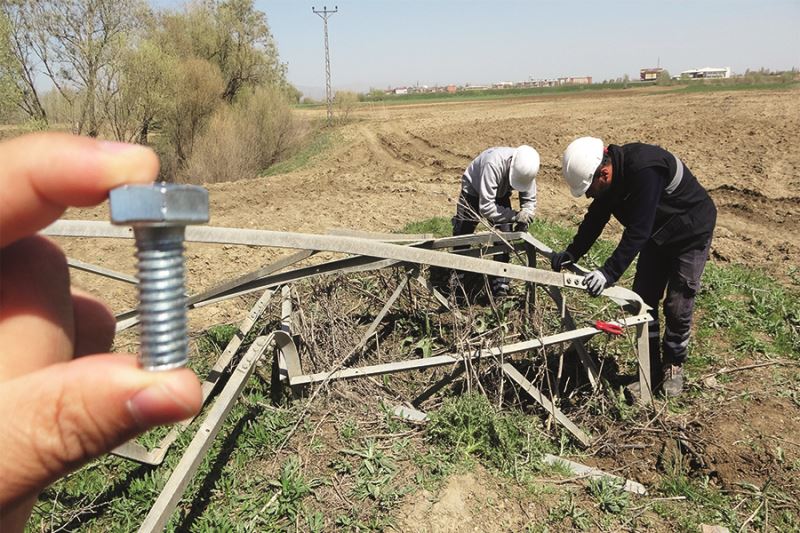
158, 0, 799, 94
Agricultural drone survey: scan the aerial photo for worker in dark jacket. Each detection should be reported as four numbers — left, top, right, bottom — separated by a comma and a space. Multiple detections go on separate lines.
550, 137, 716, 396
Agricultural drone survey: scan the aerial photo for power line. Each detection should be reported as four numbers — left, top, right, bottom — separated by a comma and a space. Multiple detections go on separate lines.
312, 5, 337, 125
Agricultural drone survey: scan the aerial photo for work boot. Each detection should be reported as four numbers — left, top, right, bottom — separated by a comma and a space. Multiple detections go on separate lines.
491, 282, 510, 299
662, 364, 684, 397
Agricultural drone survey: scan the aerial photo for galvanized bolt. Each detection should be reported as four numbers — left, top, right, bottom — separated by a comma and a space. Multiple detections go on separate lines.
109, 183, 209, 371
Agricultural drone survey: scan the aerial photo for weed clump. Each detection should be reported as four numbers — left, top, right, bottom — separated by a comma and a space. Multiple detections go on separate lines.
427, 393, 553, 475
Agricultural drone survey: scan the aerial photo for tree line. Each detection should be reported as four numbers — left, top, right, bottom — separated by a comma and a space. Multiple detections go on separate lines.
1, 0, 304, 182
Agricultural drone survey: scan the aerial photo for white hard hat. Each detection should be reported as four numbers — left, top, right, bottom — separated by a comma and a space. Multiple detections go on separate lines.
510, 145, 539, 193
562, 136, 604, 197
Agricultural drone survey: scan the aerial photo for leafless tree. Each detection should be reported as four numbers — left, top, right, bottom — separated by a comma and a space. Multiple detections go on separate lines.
0, 2, 47, 123
20, 0, 148, 136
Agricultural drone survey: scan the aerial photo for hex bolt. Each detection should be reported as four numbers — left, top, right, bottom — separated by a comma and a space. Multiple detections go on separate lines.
109, 183, 209, 371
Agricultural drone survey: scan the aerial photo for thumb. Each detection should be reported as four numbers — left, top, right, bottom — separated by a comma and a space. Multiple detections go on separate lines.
0, 354, 201, 506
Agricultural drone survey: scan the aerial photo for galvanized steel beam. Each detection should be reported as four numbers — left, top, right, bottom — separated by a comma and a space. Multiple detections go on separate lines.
67, 257, 138, 284
502, 363, 592, 447
138, 335, 273, 532
111, 289, 276, 464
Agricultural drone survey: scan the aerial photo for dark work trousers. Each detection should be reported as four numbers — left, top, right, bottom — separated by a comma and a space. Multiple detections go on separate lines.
451, 192, 514, 294
632, 235, 713, 383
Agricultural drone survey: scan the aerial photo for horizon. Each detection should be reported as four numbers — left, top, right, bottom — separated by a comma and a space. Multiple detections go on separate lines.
247, 0, 799, 98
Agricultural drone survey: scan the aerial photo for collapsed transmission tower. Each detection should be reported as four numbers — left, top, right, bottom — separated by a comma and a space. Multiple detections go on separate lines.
312, 5, 338, 124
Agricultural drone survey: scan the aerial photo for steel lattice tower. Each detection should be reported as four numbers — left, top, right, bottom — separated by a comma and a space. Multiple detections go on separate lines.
312, 5, 338, 124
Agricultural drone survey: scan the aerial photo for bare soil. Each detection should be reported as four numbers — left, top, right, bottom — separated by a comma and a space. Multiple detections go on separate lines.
57, 86, 800, 530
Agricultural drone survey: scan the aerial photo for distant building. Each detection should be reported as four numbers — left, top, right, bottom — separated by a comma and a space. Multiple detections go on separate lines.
527, 76, 592, 87
392, 87, 408, 95
446, 84, 457, 94
640, 67, 664, 81
680, 67, 731, 79
560, 76, 592, 85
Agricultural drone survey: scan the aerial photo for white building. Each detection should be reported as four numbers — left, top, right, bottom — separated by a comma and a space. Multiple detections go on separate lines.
680, 67, 731, 79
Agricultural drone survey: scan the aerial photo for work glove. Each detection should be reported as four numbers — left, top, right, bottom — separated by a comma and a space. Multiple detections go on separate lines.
515, 209, 534, 225
583, 270, 608, 297
550, 250, 574, 272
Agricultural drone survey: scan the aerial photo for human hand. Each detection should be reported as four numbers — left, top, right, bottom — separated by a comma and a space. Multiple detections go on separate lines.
515, 209, 534, 225
583, 269, 608, 296
550, 250, 574, 272
0, 133, 202, 530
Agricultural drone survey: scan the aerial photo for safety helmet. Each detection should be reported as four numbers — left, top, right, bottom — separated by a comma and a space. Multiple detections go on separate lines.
562, 136, 604, 197
509, 145, 539, 193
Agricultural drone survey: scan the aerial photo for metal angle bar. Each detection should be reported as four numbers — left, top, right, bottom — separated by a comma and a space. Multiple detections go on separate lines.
138, 335, 273, 533
327, 228, 434, 241
181, 244, 513, 314
67, 257, 138, 284
502, 363, 592, 447
292, 326, 604, 386
291, 312, 651, 387
43, 220, 132, 239
542, 454, 647, 495
43, 220, 522, 249
189, 250, 313, 309
343, 273, 409, 367
170, 226, 643, 306
111, 289, 275, 464
414, 273, 449, 309
47, 221, 644, 312
280, 286, 292, 333
276, 287, 303, 381
176, 257, 400, 313
45, 221, 582, 297
544, 286, 600, 389
274, 330, 302, 381
114, 250, 313, 330
636, 322, 654, 404
186, 254, 394, 306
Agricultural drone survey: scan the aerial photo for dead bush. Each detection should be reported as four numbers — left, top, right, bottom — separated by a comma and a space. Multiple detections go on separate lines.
184, 85, 301, 184
335, 90, 359, 122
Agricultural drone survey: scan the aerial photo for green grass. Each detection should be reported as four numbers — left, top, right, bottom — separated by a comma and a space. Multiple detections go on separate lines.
693, 262, 800, 372
400, 216, 452, 237
427, 393, 554, 479
297, 77, 799, 109
261, 129, 335, 177
674, 80, 800, 93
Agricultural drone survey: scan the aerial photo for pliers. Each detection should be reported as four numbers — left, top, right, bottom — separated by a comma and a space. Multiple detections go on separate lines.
594, 320, 624, 336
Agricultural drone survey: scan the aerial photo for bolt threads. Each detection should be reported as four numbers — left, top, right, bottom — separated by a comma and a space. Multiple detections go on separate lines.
134, 226, 188, 370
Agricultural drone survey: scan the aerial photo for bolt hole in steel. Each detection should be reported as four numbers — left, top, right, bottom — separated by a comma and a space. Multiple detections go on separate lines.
110, 183, 209, 371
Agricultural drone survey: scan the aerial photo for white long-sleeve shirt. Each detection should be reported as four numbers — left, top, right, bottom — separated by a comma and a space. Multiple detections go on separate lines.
460, 147, 536, 222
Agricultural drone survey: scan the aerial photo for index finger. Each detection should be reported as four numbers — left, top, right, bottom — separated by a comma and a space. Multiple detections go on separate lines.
0, 132, 159, 248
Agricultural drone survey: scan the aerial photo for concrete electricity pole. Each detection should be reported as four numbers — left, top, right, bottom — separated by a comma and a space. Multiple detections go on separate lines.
312, 5, 338, 125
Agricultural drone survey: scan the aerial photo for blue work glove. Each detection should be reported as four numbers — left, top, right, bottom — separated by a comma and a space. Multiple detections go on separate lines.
550, 250, 574, 272
583, 270, 608, 297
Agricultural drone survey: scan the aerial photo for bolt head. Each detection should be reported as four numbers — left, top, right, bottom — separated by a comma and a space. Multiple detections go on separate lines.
109, 183, 209, 226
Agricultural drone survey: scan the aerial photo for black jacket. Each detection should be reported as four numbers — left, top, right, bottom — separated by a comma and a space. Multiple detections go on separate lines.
566, 143, 716, 284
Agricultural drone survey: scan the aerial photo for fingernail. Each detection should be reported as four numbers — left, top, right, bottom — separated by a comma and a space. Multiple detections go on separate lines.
99, 141, 159, 184
127, 377, 196, 429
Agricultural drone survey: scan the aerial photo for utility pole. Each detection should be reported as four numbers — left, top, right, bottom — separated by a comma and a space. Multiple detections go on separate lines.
312, 5, 337, 125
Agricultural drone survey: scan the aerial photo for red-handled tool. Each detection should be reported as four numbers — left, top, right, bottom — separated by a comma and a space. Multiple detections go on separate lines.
594, 320, 624, 335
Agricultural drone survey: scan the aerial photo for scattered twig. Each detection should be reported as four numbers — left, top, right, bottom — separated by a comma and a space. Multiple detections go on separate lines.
701, 360, 799, 381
